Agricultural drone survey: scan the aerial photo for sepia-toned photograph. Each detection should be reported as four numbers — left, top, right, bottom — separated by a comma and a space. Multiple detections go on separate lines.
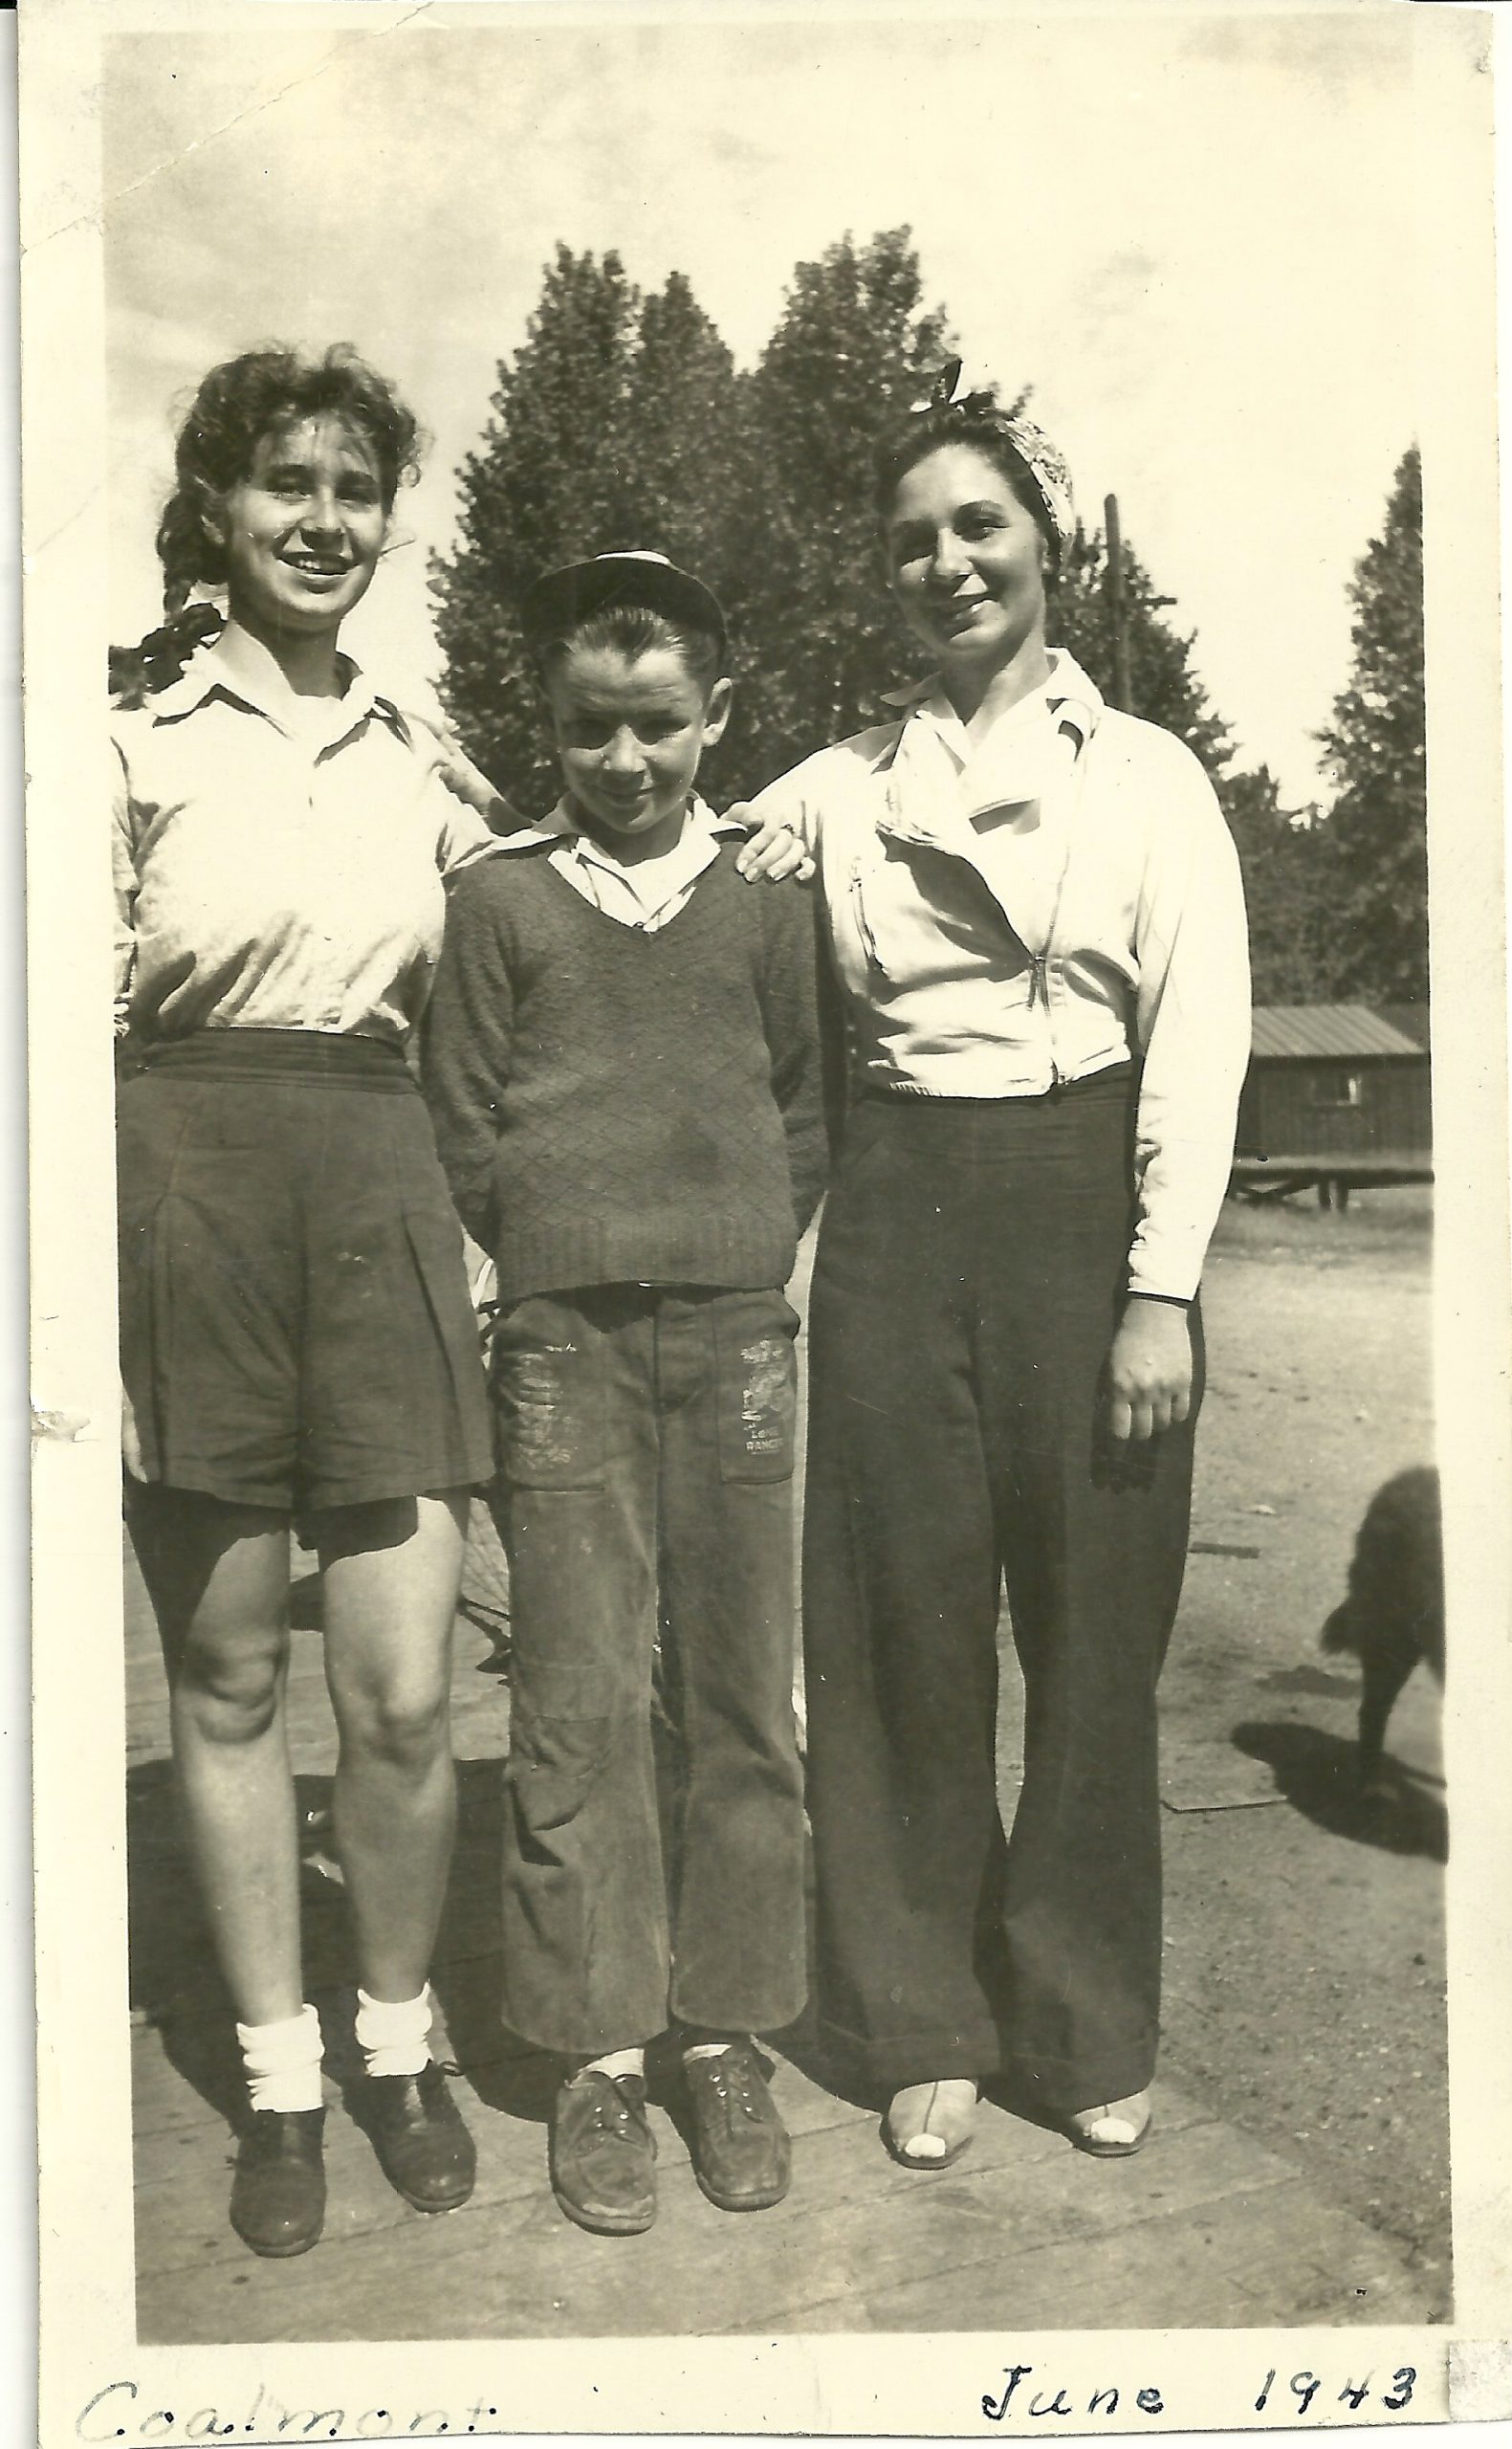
22, 0, 1512, 2437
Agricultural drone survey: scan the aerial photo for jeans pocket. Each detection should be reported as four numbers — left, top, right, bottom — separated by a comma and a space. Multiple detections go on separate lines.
713, 1291, 799, 1484
492, 1297, 604, 1489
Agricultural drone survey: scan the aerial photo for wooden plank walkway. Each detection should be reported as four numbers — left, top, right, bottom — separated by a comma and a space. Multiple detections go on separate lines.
125, 1531, 1432, 2345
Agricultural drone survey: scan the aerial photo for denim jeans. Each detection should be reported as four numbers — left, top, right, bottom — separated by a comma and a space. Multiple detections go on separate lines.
490, 1284, 808, 2055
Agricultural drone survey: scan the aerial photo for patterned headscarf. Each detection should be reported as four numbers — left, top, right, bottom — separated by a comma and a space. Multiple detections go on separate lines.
909, 359, 1077, 563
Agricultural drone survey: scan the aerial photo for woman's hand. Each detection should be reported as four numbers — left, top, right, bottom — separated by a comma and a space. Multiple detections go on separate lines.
1106, 1299, 1193, 1443
121, 1379, 146, 1481
732, 805, 814, 884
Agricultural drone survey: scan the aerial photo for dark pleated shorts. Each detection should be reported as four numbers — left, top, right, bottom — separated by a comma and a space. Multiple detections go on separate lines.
117, 1029, 494, 1514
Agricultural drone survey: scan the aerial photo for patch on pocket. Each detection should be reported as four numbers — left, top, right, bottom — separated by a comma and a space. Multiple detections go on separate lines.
716, 1299, 798, 1483
496, 1341, 599, 1487
739, 1336, 791, 1461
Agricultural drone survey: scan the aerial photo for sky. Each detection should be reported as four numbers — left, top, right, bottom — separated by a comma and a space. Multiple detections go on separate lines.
102, 5, 1435, 805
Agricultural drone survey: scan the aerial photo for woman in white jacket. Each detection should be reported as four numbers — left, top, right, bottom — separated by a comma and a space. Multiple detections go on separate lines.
745, 364, 1251, 2168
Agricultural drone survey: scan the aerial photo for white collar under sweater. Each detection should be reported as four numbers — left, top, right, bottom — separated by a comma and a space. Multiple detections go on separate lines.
504, 793, 743, 935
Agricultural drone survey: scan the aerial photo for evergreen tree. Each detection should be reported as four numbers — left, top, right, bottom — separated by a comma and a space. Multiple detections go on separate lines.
431, 245, 640, 810
728, 228, 955, 792
621, 271, 748, 591
1314, 447, 1427, 1004
431, 249, 751, 815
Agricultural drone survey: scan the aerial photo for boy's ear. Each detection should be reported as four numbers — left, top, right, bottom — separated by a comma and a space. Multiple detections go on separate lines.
702, 675, 734, 747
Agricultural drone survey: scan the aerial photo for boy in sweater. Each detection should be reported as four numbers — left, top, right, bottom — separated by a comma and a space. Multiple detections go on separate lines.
423, 554, 827, 2235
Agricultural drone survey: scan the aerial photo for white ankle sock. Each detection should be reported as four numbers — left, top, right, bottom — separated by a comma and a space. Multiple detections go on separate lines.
580, 2045, 645, 2083
684, 2040, 738, 2062
236, 2003, 324, 2113
354, 1985, 434, 2080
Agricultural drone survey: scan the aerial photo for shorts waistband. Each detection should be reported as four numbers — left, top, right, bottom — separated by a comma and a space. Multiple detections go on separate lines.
135, 1029, 415, 1091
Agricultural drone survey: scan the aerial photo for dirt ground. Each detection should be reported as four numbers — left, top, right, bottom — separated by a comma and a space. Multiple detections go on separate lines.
1150, 1187, 1447, 2307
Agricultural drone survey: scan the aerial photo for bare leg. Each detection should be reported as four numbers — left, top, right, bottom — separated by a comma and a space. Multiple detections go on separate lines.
318, 1490, 469, 2002
127, 1487, 299, 2026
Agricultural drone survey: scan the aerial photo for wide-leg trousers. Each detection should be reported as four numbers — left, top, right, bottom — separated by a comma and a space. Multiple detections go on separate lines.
801, 1071, 1202, 2113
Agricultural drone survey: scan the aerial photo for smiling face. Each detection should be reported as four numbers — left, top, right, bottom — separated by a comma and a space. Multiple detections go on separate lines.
209, 414, 389, 649
883, 442, 1050, 690
542, 642, 732, 861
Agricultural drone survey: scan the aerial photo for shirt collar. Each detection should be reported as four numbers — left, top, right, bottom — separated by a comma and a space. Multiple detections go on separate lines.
148, 621, 410, 747
877, 650, 1107, 847
879, 648, 1105, 750
506, 792, 742, 853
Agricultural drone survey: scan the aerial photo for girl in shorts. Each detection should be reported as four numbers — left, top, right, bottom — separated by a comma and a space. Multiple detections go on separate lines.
114, 345, 500, 2256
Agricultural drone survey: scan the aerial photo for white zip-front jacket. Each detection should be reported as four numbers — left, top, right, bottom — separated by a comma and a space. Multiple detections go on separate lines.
748, 651, 1252, 1302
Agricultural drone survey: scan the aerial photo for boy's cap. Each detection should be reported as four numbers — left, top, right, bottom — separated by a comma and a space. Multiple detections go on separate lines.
520, 551, 727, 658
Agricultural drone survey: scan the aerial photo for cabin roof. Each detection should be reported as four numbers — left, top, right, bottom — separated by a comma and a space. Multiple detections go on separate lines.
1250, 1004, 1426, 1061
1376, 1003, 1433, 1051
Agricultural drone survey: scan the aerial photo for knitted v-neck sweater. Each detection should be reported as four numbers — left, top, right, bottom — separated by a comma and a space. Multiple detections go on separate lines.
422, 840, 828, 1303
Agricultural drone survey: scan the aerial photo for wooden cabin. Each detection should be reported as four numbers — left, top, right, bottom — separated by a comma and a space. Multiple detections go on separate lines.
1231, 1004, 1433, 1202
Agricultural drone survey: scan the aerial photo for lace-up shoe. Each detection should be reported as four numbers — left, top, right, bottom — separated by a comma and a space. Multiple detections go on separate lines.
550, 2066, 657, 2234
365, 2063, 477, 2212
229, 2107, 326, 2256
684, 2041, 791, 2211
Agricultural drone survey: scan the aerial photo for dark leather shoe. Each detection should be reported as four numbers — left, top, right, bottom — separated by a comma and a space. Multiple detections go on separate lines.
684, 2041, 791, 2211
550, 2068, 656, 2235
365, 2063, 476, 2212
230, 2107, 326, 2257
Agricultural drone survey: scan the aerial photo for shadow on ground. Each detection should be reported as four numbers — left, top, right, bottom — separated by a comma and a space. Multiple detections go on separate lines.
1231, 1719, 1447, 1863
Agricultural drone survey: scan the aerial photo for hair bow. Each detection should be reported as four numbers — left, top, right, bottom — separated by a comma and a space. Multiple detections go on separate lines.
910, 357, 999, 418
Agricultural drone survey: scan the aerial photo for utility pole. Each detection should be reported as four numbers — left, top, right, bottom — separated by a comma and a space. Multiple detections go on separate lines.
1105, 493, 1132, 714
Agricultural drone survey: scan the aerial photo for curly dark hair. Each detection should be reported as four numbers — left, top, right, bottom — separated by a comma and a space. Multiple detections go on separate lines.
872, 404, 1059, 570
112, 343, 423, 703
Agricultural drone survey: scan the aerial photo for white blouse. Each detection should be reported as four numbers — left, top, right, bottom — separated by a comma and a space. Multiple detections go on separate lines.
112, 624, 502, 1047
749, 650, 1252, 1300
